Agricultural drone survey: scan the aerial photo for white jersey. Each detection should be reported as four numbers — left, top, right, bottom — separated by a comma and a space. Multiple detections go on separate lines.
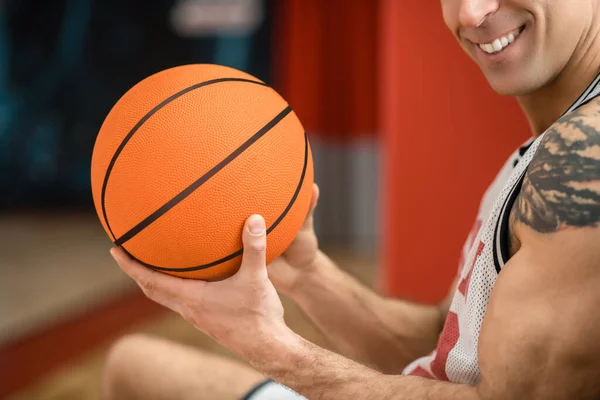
402, 74, 600, 383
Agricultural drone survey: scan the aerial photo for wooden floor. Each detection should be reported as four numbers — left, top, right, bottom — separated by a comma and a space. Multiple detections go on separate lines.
0, 213, 378, 400
0, 213, 135, 345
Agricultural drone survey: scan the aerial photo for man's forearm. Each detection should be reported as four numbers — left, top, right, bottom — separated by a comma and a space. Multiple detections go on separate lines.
248, 326, 479, 400
289, 251, 443, 373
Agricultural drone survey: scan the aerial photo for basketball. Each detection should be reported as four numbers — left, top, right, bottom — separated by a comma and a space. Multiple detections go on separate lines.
90, 64, 314, 281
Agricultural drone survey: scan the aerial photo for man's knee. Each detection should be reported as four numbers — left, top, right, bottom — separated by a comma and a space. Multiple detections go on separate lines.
101, 333, 266, 400
102, 333, 152, 400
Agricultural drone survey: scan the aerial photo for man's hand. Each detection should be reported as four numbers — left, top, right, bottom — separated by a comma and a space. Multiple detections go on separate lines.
267, 183, 320, 295
110, 214, 287, 358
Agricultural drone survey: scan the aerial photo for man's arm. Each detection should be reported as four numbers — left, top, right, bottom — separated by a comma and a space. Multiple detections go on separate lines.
250, 229, 600, 400
288, 251, 452, 373
478, 102, 600, 398
250, 324, 478, 400
246, 105, 600, 399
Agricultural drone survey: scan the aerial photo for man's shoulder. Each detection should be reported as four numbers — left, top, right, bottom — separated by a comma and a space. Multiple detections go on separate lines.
511, 97, 600, 236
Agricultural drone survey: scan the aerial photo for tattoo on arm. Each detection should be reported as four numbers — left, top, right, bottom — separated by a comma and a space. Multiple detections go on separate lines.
512, 102, 600, 233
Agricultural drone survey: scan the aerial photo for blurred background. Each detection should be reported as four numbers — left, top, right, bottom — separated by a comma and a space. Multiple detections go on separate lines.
0, 0, 529, 398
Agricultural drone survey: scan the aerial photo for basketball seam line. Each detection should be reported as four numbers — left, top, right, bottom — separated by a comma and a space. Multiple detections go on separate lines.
121, 131, 310, 273
113, 105, 293, 246
100, 77, 269, 242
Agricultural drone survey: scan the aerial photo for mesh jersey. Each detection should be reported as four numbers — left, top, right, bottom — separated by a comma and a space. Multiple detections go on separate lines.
402, 74, 600, 384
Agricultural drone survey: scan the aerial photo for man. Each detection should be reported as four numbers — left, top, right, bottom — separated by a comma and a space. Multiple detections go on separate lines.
102, 1, 600, 399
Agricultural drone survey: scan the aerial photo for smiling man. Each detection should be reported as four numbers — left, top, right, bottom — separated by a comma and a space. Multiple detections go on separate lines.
102, 1, 600, 399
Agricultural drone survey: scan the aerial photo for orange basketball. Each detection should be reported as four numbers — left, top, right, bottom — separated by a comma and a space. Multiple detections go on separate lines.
91, 64, 314, 281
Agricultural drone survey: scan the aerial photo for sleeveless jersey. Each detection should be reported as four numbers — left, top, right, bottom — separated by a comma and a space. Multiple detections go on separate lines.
402, 73, 600, 384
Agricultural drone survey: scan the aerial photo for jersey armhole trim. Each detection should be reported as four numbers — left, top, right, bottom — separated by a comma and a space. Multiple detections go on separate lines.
493, 170, 527, 273
565, 72, 600, 114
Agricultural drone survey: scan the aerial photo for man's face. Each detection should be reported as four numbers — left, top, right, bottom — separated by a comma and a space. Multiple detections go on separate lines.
442, 1, 594, 96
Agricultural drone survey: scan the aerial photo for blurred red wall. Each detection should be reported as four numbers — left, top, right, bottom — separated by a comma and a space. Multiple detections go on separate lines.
379, 1, 529, 303
273, 0, 378, 141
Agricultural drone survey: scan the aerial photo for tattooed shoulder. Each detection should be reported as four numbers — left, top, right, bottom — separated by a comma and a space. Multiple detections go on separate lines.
511, 98, 600, 234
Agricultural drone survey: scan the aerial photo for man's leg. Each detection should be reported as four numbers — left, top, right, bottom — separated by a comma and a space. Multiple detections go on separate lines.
101, 334, 266, 400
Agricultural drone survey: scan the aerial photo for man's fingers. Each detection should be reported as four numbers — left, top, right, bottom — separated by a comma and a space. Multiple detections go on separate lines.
301, 183, 320, 231
110, 247, 197, 307
239, 215, 267, 278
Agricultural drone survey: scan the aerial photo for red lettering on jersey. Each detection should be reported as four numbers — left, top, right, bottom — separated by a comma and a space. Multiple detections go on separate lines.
430, 311, 459, 381
407, 366, 435, 379
458, 241, 485, 300
429, 240, 485, 381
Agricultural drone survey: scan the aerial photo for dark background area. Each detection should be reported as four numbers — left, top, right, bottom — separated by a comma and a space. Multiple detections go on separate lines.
0, 0, 273, 209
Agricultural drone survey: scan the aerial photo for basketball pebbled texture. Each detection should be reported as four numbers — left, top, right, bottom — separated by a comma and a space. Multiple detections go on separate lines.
90, 64, 314, 280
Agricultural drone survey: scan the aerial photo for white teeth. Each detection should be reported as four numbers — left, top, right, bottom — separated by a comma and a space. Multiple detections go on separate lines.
479, 30, 520, 54
479, 43, 495, 54
492, 39, 503, 52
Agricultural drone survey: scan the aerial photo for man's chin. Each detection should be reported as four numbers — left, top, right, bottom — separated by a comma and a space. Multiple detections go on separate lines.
485, 75, 533, 97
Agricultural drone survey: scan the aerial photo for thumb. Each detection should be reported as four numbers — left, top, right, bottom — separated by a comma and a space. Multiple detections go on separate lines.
301, 183, 320, 231
239, 214, 267, 278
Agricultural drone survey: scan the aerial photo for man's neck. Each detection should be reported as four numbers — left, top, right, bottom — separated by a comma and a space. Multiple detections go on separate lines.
517, 27, 600, 137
